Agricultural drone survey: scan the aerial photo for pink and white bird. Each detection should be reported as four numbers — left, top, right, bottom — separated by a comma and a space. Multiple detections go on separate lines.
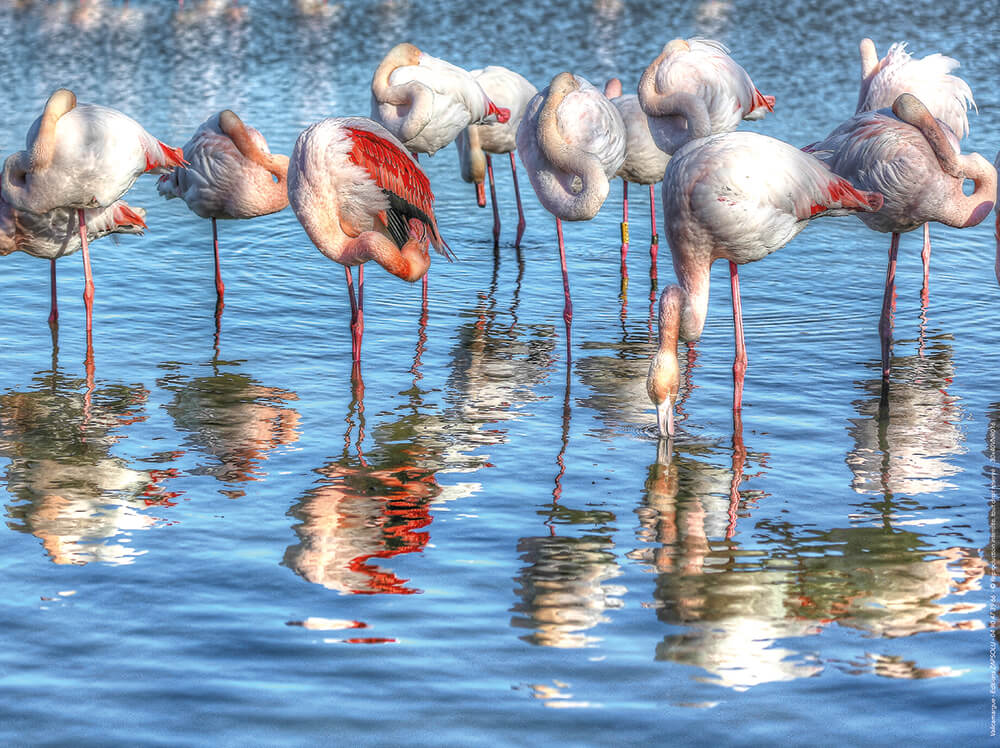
604, 77, 670, 290
0, 199, 147, 325
370, 43, 511, 156
455, 65, 537, 248
1, 88, 184, 330
516, 72, 627, 350
805, 93, 996, 380
287, 117, 451, 364
647, 131, 884, 437
157, 110, 289, 302
637, 38, 774, 156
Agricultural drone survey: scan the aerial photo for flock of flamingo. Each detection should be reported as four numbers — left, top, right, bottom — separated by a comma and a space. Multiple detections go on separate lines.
1, 33, 996, 441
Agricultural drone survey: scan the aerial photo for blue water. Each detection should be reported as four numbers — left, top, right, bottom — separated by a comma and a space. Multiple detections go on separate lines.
0, 0, 996, 744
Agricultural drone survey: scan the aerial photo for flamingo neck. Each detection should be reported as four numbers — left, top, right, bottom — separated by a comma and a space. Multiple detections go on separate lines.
30, 88, 77, 173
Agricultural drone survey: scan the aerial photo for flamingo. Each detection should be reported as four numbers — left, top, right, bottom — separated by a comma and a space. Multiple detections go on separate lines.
804, 93, 996, 380
516, 72, 626, 351
637, 38, 774, 156
855, 38, 977, 292
287, 117, 451, 364
370, 42, 511, 157
455, 65, 537, 249
0, 88, 184, 331
604, 77, 670, 291
0, 199, 147, 325
157, 110, 289, 303
995, 152, 999, 286
646, 131, 884, 437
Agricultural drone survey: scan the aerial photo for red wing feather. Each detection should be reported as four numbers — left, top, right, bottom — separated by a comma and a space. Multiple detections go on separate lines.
346, 127, 435, 220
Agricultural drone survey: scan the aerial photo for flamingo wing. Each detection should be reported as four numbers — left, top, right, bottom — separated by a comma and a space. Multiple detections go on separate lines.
345, 126, 452, 259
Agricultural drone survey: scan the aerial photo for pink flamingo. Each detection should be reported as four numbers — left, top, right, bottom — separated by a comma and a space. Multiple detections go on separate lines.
805, 93, 996, 380
157, 110, 289, 303
647, 131, 884, 437
287, 117, 451, 364
855, 38, 977, 292
455, 65, 537, 248
370, 43, 510, 157
604, 77, 670, 291
637, 38, 774, 156
1, 88, 184, 331
516, 72, 626, 352
0, 199, 147, 325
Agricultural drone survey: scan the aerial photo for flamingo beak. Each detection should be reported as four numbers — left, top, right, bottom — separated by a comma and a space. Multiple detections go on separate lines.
476, 182, 486, 208
656, 397, 675, 438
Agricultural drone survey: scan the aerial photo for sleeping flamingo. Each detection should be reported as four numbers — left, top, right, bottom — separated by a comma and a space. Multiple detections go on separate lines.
0, 199, 147, 325
157, 110, 289, 303
516, 72, 626, 351
370, 43, 511, 157
637, 38, 774, 156
805, 93, 996, 380
455, 65, 537, 248
855, 38, 977, 292
287, 117, 451, 364
0, 88, 184, 331
646, 131, 884, 437
604, 78, 670, 290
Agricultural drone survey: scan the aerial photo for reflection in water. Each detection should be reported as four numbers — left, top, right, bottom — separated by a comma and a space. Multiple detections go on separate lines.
1, 351, 178, 565
158, 359, 301, 494
846, 334, 966, 497
511, 366, 626, 648
633, 438, 982, 690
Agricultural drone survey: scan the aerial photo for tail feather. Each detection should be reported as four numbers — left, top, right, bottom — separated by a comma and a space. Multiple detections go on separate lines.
145, 140, 188, 173
113, 202, 148, 229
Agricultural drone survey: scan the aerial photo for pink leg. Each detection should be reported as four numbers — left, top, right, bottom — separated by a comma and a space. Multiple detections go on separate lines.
620, 181, 629, 293
487, 154, 500, 247
48, 259, 58, 326
79, 209, 94, 334
880, 233, 900, 380
556, 219, 572, 354
730, 261, 747, 412
649, 183, 659, 286
920, 222, 931, 305
345, 265, 363, 362
510, 153, 526, 248
422, 273, 428, 304
212, 217, 225, 302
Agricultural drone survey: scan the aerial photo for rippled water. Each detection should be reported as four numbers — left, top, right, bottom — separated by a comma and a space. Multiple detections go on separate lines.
1, 0, 997, 744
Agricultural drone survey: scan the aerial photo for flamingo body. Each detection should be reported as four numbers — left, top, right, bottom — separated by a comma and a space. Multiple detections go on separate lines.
609, 92, 670, 186
156, 110, 288, 220
638, 38, 774, 155
516, 73, 626, 221
857, 40, 975, 139
2, 92, 184, 215
457, 66, 537, 165
0, 200, 146, 259
371, 43, 510, 155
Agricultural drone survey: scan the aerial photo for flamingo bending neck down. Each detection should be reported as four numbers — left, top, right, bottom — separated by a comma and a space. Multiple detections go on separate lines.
637, 38, 774, 157
516, 72, 626, 353
855, 37, 977, 294
604, 77, 670, 292
1, 88, 184, 331
647, 131, 883, 437
157, 109, 289, 304
805, 93, 996, 380
288, 117, 451, 364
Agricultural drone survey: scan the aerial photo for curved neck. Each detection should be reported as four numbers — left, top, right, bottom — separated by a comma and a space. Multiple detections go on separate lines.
371, 43, 431, 142
459, 126, 485, 184
219, 110, 288, 183
30, 88, 77, 173
603, 78, 622, 99
638, 57, 710, 145
536, 73, 610, 220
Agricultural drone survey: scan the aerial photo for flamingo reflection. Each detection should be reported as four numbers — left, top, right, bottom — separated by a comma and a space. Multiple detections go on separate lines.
1, 358, 179, 565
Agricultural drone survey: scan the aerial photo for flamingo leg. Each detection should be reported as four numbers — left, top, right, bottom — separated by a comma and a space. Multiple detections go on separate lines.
510, 152, 526, 248
212, 217, 225, 301
620, 181, 629, 294
730, 260, 747, 412
920, 222, 931, 305
487, 154, 500, 248
79, 209, 94, 334
344, 265, 363, 362
556, 218, 572, 354
649, 183, 659, 288
880, 233, 900, 380
48, 259, 58, 326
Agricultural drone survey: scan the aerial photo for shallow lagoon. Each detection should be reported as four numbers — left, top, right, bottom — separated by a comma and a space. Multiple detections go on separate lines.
0, 0, 997, 744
